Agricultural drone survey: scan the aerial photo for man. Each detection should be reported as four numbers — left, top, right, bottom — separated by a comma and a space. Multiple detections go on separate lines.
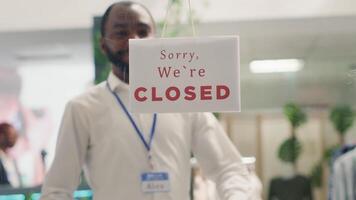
0, 67, 47, 187
0, 122, 20, 187
41, 1, 250, 199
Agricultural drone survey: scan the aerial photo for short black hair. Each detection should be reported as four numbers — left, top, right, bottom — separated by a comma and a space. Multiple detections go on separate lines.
100, 1, 155, 37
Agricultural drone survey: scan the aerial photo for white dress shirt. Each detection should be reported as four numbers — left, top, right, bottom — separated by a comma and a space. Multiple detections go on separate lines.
332, 148, 356, 200
0, 150, 21, 187
40, 72, 250, 200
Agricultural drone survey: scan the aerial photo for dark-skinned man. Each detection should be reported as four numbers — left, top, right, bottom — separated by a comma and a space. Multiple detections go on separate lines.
0, 122, 20, 187
41, 1, 251, 199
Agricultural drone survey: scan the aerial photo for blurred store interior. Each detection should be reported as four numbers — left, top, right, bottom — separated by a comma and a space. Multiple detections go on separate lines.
0, 0, 356, 199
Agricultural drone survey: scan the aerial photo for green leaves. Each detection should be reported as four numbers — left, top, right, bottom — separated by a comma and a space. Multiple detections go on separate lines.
283, 103, 307, 129
330, 105, 355, 135
310, 162, 323, 187
278, 137, 302, 163
277, 103, 306, 166
93, 17, 111, 84
308, 105, 355, 189
170, 0, 180, 4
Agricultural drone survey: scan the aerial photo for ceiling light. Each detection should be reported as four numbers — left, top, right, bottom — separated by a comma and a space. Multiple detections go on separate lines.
16, 45, 71, 61
249, 59, 304, 73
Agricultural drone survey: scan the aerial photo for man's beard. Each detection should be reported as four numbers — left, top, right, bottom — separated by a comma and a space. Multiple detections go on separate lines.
106, 47, 129, 74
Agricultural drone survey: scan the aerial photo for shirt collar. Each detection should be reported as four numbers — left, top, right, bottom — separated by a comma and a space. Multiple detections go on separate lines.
0, 149, 7, 159
107, 71, 129, 92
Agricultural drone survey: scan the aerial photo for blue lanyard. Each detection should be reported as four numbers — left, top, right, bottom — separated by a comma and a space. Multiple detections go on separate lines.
106, 81, 157, 152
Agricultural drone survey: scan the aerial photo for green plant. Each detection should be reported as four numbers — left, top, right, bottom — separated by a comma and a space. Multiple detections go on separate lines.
323, 145, 340, 164
308, 145, 339, 188
93, 17, 111, 84
283, 103, 307, 129
159, 0, 208, 37
330, 105, 355, 145
278, 137, 302, 163
309, 105, 355, 189
278, 103, 307, 172
309, 162, 323, 187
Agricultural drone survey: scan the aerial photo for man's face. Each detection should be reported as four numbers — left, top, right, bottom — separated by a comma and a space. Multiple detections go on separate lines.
5, 126, 18, 148
0, 126, 18, 149
101, 4, 155, 73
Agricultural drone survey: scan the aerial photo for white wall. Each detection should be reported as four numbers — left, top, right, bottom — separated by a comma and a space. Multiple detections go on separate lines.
1, 0, 356, 32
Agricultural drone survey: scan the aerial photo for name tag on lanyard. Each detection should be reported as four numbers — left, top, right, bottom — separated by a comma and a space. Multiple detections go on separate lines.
141, 172, 170, 193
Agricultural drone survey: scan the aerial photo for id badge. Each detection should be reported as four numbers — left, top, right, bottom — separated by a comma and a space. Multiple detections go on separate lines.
141, 172, 170, 193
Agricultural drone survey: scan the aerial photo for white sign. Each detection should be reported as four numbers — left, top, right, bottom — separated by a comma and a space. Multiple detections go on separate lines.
129, 36, 241, 113
141, 172, 170, 193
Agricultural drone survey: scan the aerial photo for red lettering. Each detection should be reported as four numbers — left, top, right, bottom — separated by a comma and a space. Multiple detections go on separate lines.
134, 87, 147, 102
184, 86, 196, 101
216, 85, 230, 100
166, 87, 180, 101
200, 85, 212, 100
136, 85, 229, 102
152, 87, 163, 101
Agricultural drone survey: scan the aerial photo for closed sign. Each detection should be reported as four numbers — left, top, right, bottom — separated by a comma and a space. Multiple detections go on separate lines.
129, 36, 241, 113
